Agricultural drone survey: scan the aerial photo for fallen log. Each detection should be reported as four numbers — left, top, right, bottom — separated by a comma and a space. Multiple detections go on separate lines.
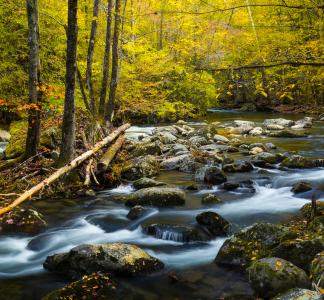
97, 134, 125, 174
0, 123, 131, 216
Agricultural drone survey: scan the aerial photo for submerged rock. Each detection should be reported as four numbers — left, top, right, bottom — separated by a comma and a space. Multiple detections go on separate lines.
291, 181, 312, 194
145, 223, 212, 242
43, 243, 164, 279
125, 187, 186, 207
310, 251, 324, 289
222, 182, 240, 191
271, 288, 322, 300
0, 208, 47, 234
126, 205, 152, 220
196, 211, 230, 236
215, 223, 291, 267
248, 257, 311, 299
133, 177, 165, 190
201, 194, 222, 205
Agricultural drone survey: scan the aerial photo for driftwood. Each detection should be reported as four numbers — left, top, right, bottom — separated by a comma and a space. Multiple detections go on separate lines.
97, 134, 125, 174
0, 123, 130, 216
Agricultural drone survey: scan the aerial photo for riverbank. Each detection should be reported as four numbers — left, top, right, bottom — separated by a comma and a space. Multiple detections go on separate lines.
0, 110, 323, 299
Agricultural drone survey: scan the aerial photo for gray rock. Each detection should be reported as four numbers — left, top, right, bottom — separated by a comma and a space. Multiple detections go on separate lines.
248, 257, 311, 298
200, 166, 227, 184
125, 187, 186, 207
122, 155, 160, 180
271, 288, 322, 300
265, 124, 285, 131
43, 243, 164, 279
222, 161, 254, 173
249, 127, 263, 136
157, 131, 177, 144
267, 129, 307, 138
169, 144, 188, 155
133, 177, 165, 190
161, 154, 192, 170
291, 117, 313, 130
189, 136, 208, 146
263, 118, 295, 128
213, 134, 229, 143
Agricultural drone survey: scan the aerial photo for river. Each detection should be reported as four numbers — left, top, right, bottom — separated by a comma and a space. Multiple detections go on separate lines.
0, 110, 323, 299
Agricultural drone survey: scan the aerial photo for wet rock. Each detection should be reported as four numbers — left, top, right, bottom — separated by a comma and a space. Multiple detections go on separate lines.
169, 144, 188, 155
145, 224, 212, 242
196, 211, 230, 236
271, 288, 322, 300
263, 118, 295, 128
249, 146, 264, 155
122, 155, 160, 180
125, 187, 186, 207
310, 251, 324, 289
201, 166, 227, 184
189, 136, 208, 146
213, 134, 229, 143
291, 181, 312, 194
266, 142, 277, 149
301, 201, 324, 219
281, 155, 317, 169
200, 144, 231, 152
161, 154, 192, 170
201, 194, 222, 205
249, 127, 263, 136
43, 243, 164, 279
253, 152, 285, 165
291, 117, 313, 130
0, 208, 47, 234
132, 141, 162, 156
272, 238, 324, 271
179, 160, 204, 174
267, 129, 306, 138
133, 177, 165, 190
0, 129, 10, 142
127, 205, 152, 220
266, 124, 285, 130
222, 161, 254, 173
222, 182, 239, 191
215, 223, 292, 267
157, 131, 177, 144
186, 183, 198, 190
247, 257, 311, 299
42, 272, 130, 300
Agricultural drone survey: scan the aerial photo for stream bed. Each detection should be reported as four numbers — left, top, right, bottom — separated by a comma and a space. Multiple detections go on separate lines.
0, 110, 323, 299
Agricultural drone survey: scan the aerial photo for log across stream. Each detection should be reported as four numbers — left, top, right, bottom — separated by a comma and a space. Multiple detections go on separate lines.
0, 110, 323, 299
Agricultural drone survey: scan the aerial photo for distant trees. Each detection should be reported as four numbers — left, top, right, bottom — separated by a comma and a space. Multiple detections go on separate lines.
25, 0, 41, 159
57, 0, 78, 166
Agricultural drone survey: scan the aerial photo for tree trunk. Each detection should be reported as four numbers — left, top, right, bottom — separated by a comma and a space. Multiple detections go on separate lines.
0, 123, 130, 216
57, 0, 78, 166
158, 0, 164, 50
99, 0, 113, 116
105, 0, 121, 122
77, 66, 90, 111
86, 0, 100, 115
25, 0, 41, 159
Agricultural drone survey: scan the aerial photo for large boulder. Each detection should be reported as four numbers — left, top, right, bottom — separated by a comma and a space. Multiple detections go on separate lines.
196, 211, 230, 236
131, 141, 162, 157
291, 181, 312, 194
126, 205, 152, 220
43, 243, 164, 279
189, 136, 208, 146
125, 187, 186, 207
122, 155, 160, 180
199, 166, 227, 184
222, 161, 254, 173
271, 288, 322, 300
272, 238, 324, 271
281, 155, 317, 169
310, 251, 324, 289
248, 257, 311, 299
0, 208, 47, 234
157, 131, 177, 144
133, 177, 165, 190
169, 143, 188, 155
263, 118, 295, 128
161, 154, 192, 170
252, 152, 286, 165
215, 223, 292, 267
291, 117, 313, 130
144, 223, 212, 242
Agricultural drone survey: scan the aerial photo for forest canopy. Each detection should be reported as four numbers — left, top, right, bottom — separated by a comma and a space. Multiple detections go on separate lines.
0, 0, 323, 123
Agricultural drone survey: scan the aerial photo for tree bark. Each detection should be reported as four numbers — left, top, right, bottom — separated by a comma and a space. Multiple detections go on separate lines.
77, 66, 90, 111
25, 0, 41, 159
97, 134, 124, 173
105, 0, 121, 122
0, 123, 131, 216
99, 0, 113, 116
57, 0, 78, 166
86, 0, 100, 115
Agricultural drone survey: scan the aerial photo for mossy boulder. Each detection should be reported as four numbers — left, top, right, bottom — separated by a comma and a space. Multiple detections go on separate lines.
301, 201, 324, 219
196, 211, 230, 236
248, 257, 311, 299
131, 141, 162, 157
43, 243, 164, 279
42, 272, 130, 300
133, 177, 165, 190
199, 166, 227, 184
125, 187, 186, 207
281, 155, 317, 169
291, 181, 312, 194
201, 193, 222, 205
126, 205, 152, 220
272, 238, 324, 271
310, 252, 324, 289
121, 155, 160, 180
222, 161, 254, 173
271, 288, 322, 300
215, 223, 293, 268
267, 129, 306, 138
0, 208, 47, 234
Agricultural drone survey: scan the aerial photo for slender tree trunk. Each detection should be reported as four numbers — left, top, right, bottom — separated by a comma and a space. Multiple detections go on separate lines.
57, 0, 78, 166
86, 0, 100, 115
99, 0, 113, 116
105, 0, 121, 122
25, 0, 41, 159
77, 66, 90, 111
158, 0, 164, 50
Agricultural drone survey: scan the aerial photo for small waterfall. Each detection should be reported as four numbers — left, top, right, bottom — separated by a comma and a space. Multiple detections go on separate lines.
154, 227, 185, 243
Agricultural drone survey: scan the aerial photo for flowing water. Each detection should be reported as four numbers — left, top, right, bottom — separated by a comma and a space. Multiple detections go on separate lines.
0, 110, 323, 299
